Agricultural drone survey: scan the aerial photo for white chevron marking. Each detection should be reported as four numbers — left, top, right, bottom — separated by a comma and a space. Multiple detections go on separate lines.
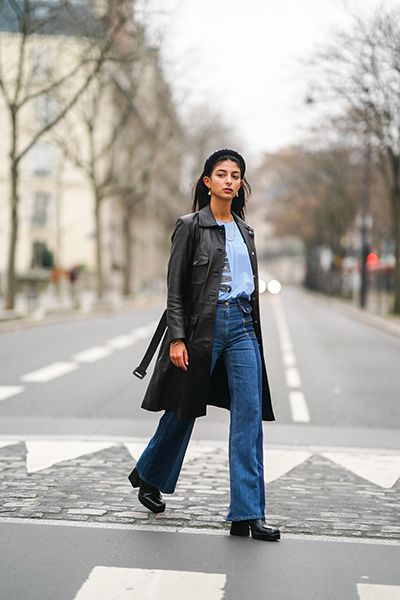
25, 441, 118, 473
264, 449, 312, 482
322, 451, 400, 489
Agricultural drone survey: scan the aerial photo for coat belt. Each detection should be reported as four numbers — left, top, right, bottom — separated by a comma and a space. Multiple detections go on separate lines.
132, 309, 167, 379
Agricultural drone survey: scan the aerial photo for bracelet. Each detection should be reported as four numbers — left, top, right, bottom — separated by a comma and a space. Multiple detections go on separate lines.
170, 339, 182, 346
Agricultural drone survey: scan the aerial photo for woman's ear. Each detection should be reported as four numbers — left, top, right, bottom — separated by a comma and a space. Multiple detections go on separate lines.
203, 175, 210, 188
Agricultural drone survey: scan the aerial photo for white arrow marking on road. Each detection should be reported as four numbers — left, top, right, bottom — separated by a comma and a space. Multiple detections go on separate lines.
321, 452, 400, 489
25, 441, 118, 473
72, 346, 113, 363
74, 567, 226, 600
0, 385, 24, 402
21, 362, 78, 382
289, 390, 310, 422
357, 584, 400, 599
264, 449, 312, 483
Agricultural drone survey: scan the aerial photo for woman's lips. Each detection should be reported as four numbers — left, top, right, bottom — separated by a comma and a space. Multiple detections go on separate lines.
223, 188, 233, 192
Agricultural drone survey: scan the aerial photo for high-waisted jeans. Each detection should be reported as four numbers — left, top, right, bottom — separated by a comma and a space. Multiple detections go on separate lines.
134, 297, 265, 522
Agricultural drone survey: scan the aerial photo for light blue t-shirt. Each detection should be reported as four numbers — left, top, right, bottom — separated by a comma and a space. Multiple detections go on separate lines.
216, 219, 255, 301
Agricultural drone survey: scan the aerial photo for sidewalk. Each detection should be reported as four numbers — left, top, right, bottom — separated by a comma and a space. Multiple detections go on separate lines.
0, 291, 166, 333
0, 436, 399, 541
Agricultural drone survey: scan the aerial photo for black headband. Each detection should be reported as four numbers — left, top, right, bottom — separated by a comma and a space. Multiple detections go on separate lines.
203, 148, 246, 177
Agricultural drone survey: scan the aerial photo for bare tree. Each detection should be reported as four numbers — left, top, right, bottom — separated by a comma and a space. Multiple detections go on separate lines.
0, 0, 130, 309
309, 5, 400, 313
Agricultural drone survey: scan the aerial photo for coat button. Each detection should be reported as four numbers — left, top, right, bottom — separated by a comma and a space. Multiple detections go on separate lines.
251, 251, 255, 256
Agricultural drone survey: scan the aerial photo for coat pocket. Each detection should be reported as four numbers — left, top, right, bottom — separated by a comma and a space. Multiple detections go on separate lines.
190, 254, 209, 284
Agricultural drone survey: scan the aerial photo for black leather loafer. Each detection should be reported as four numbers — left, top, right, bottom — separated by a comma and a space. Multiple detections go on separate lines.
128, 467, 166, 514
230, 518, 280, 541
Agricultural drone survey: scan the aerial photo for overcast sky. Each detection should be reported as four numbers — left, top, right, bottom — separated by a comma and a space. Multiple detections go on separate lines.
140, 0, 400, 161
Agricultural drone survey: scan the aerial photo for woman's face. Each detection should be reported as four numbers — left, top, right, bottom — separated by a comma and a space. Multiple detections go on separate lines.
203, 159, 242, 201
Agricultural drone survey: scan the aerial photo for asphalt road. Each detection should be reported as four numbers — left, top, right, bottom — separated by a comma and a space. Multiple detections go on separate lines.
1, 284, 399, 599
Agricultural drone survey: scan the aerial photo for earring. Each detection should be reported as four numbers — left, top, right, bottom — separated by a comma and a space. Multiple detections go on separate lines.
208, 189, 211, 196
236, 191, 239, 197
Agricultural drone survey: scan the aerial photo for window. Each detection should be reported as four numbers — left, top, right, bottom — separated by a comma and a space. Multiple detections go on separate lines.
31, 192, 50, 226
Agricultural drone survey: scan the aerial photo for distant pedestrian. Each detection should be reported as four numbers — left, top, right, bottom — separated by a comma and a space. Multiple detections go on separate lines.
130, 149, 280, 541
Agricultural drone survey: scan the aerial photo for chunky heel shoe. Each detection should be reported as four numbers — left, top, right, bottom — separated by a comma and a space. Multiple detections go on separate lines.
230, 521, 250, 537
230, 518, 280, 541
128, 467, 166, 514
128, 467, 140, 488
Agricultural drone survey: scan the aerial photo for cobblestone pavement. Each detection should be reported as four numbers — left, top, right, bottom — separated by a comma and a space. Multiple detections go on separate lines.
0, 438, 399, 540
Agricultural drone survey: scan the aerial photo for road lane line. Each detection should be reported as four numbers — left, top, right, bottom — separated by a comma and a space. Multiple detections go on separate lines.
0, 386, 24, 402
72, 346, 113, 363
271, 295, 310, 423
285, 367, 302, 388
106, 335, 136, 349
21, 362, 78, 382
289, 391, 310, 423
74, 567, 226, 600
357, 584, 400, 599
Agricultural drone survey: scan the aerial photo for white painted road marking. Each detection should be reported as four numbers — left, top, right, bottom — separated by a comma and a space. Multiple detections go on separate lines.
0, 385, 24, 402
25, 441, 118, 473
357, 583, 400, 599
2, 322, 156, 395
2, 438, 400, 489
0, 440, 20, 449
289, 390, 310, 423
322, 452, 400, 489
264, 449, 312, 482
271, 295, 310, 423
106, 335, 136, 349
285, 367, 302, 388
74, 567, 226, 600
21, 362, 78, 382
72, 346, 113, 363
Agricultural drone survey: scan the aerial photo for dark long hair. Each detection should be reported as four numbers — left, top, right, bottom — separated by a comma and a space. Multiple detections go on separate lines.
191, 151, 251, 220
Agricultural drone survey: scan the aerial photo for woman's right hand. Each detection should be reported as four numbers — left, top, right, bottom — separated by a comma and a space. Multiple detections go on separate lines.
169, 340, 189, 371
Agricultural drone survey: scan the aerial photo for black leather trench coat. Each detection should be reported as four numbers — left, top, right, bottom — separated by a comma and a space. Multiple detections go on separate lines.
139, 202, 275, 422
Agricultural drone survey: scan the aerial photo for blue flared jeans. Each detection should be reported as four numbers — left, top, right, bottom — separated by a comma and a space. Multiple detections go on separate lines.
134, 297, 265, 522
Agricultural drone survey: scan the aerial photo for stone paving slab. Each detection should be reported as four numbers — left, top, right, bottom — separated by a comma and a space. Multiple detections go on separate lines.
0, 438, 399, 541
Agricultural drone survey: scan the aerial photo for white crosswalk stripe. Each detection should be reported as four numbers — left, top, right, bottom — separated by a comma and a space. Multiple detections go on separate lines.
357, 583, 400, 599
74, 567, 226, 600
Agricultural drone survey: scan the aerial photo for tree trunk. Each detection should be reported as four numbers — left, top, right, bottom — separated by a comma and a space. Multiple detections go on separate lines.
388, 155, 400, 315
5, 161, 19, 310
392, 189, 400, 314
94, 193, 104, 300
122, 205, 133, 297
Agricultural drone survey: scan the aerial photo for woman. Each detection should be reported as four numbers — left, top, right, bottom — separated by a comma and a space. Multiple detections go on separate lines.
130, 148, 280, 542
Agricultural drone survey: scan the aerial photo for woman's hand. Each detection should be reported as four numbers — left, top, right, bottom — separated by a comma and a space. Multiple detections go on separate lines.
169, 340, 189, 371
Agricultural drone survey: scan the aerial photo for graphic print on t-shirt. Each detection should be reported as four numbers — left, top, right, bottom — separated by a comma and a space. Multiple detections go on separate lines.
219, 252, 232, 294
